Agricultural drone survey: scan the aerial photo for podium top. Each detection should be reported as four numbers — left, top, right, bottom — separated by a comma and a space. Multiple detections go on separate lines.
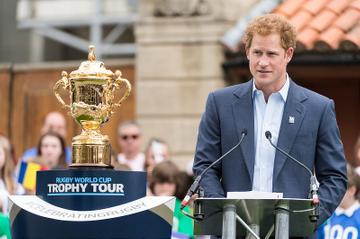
194, 198, 316, 237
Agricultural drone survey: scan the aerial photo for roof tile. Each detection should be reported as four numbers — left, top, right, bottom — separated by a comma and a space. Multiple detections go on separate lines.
315, 27, 344, 50
303, 0, 331, 15
297, 28, 320, 50
327, 0, 351, 14
309, 10, 337, 32
340, 24, 360, 50
274, 0, 304, 17
349, 0, 360, 11
273, 0, 360, 51
289, 10, 313, 32
333, 8, 360, 31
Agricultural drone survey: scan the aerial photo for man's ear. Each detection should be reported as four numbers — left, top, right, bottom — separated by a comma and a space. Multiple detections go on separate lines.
286, 47, 294, 63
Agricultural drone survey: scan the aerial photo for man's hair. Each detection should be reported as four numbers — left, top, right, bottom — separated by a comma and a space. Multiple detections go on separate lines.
43, 111, 66, 126
117, 120, 141, 135
243, 14, 297, 51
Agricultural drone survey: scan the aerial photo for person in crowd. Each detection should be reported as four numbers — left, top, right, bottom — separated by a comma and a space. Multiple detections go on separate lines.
317, 165, 360, 239
21, 111, 71, 164
144, 138, 170, 180
117, 120, 144, 171
0, 136, 25, 214
150, 161, 194, 238
192, 13, 347, 232
19, 132, 66, 195
30, 132, 67, 170
111, 149, 131, 171
353, 136, 360, 176
150, 161, 178, 196
0, 134, 16, 165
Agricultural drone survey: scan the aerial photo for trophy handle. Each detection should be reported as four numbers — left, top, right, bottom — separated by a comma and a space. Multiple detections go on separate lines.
113, 70, 131, 108
53, 71, 71, 109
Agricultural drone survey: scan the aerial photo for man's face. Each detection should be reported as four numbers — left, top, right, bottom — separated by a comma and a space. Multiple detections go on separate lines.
42, 113, 67, 138
118, 125, 142, 155
246, 33, 293, 92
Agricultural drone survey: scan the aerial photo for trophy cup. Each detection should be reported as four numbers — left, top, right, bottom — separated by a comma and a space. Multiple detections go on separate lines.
53, 45, 131, 167
9, 45, 174, 239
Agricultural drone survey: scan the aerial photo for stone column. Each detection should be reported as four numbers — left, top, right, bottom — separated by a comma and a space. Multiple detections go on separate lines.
135, 0, 258, 170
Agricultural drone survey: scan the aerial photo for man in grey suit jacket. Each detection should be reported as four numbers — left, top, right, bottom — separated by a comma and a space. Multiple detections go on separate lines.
193, 14, 347, 232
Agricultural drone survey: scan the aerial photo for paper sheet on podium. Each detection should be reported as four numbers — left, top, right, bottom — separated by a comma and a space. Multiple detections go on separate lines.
227, 191, 283, 199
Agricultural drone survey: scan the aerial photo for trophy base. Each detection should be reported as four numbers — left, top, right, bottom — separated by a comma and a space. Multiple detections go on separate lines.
71, 143, 111, 167
70, 164, 113, 168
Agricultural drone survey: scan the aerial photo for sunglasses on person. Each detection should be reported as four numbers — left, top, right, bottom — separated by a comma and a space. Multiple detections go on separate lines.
120, 134, 140, 140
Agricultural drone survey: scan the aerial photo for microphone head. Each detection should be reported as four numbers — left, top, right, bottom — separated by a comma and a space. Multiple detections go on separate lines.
265, 131, 272, 139
241, 129, 248, 136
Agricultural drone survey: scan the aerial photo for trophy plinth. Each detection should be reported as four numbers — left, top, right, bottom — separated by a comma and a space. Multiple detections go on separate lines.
54, 45, 131, 167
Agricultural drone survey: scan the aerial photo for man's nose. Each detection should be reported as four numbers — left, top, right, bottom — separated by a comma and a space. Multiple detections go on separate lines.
259, 58, 269, 67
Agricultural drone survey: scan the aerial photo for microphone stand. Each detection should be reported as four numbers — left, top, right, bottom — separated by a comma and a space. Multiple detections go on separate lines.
193, 187, 205, 220
181, 129, 248, 210
265, 131, 319, 223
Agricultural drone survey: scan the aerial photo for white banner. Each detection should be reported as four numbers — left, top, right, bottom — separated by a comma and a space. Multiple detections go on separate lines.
9, 195, 175, 222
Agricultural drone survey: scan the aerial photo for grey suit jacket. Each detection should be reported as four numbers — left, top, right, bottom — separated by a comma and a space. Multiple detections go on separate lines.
193, 79, 347, 226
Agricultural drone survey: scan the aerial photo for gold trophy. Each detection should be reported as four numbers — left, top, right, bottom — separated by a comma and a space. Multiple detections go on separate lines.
53, 45, 131, 167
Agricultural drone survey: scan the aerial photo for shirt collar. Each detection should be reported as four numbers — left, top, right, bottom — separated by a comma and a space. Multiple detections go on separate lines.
252, 74, 290, 102
335, 201, 360, 217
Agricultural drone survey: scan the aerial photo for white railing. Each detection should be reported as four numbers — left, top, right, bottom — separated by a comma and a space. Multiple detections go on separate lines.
17, 0, 138, 58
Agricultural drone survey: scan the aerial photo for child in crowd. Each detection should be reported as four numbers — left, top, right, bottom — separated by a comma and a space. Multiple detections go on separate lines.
317, 165, 360, 239
149, 161, 194, 238
30, 132, 67, 169
19, 132, 67, 194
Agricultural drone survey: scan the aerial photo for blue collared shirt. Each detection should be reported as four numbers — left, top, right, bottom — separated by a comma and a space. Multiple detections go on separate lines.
252, 76, 289, 192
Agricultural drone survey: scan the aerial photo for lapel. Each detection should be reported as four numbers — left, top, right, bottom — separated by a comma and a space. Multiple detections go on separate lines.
231, 80, 255, 182
273, 80, 308, 181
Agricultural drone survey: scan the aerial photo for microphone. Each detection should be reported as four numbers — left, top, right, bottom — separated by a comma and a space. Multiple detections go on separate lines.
181, 129, 248, 209
265, 131, 319, 222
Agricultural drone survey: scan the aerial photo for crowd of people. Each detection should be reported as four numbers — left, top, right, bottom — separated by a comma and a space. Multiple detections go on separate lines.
0, 112, 195, 238
1, 110, 359, 238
